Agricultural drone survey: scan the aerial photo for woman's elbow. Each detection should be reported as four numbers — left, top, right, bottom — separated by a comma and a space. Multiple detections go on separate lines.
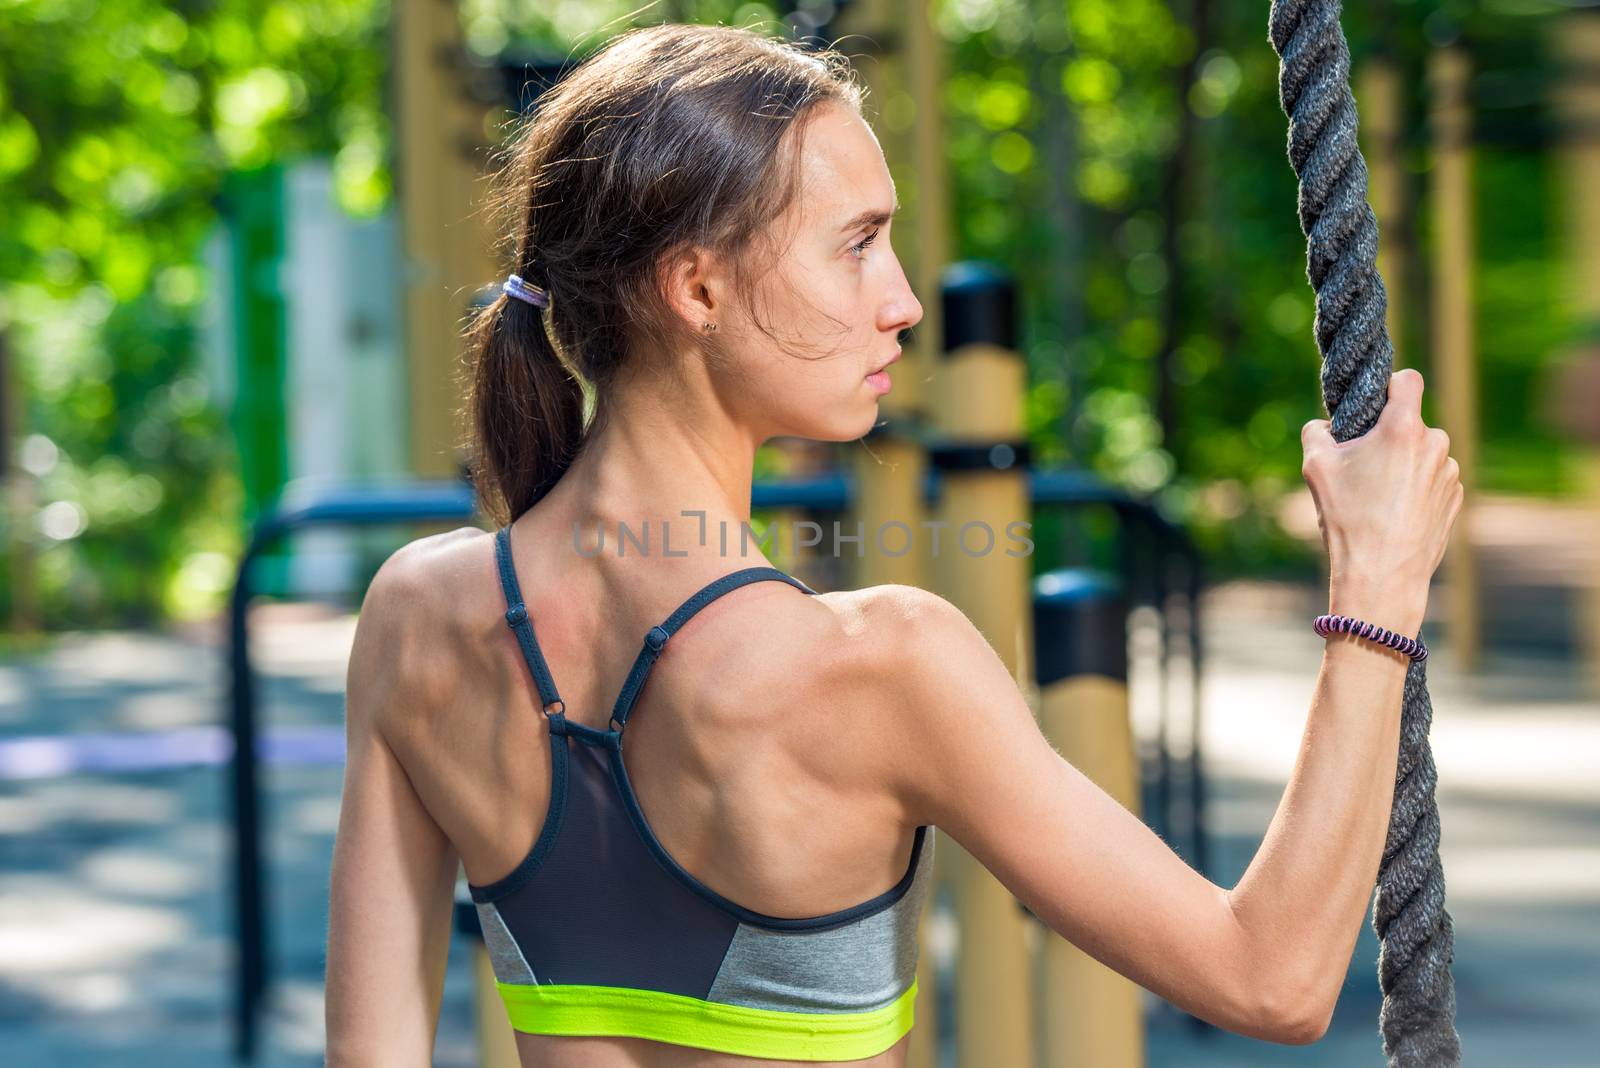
1257, 972, 1335, 1045
1216, 900, 1335, 1044
1217, 959, 1334, 1045
1273, 998, 1333, 1045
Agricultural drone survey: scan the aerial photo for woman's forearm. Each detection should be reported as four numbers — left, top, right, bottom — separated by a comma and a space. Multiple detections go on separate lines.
1224, 572, 1430, 1035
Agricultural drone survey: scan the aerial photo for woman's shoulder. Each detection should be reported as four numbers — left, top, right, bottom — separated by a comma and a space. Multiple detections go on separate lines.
822, 581, 974, 653
759, 582, 991, 825
768, 581, 979, 725
348, 525, 500, 723
765, 581, 973, 662
361, 524, 497, 623
750, 581, 949, 651
808, 581, 1005, 742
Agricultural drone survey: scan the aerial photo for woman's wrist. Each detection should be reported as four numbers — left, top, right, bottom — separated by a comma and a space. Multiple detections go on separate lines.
1326, 570, 1429, 642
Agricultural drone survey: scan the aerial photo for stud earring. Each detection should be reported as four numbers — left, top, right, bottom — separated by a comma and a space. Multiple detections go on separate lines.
702, 321, 717, 332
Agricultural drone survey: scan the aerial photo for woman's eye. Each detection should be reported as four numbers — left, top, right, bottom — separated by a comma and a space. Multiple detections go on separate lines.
849, 228, 881, 260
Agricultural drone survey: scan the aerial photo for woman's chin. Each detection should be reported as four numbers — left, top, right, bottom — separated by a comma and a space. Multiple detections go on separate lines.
851, 397, 887, 436
779, 390, 886, 443
797, 411, 880, 444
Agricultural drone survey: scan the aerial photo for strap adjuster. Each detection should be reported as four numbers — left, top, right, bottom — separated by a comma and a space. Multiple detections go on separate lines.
505, 603, 528, 627
645, 625, 669, 652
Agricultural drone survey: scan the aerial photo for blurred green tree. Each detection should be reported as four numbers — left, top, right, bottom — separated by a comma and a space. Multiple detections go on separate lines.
0, 0, 390, 628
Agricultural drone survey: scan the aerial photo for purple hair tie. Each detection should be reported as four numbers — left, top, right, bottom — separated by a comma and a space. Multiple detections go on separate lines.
503, 273, 549, 308
1314, 613, 1428, 662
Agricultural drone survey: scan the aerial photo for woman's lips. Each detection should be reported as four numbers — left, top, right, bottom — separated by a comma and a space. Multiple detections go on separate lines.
866, 346, 901, 394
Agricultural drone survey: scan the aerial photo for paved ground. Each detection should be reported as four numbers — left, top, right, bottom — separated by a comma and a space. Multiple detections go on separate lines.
1, 559, 1596, 1065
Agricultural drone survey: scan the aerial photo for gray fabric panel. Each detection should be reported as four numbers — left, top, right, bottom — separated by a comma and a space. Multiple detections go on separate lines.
705, 828, 937, 1013
475, 900, 537, 984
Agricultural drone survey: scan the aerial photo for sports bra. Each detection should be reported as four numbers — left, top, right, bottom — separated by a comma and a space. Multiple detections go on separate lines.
467, 524, 937, 1061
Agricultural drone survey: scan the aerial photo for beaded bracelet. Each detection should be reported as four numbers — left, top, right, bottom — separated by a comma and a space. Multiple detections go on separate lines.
1314, 613, 1429, 662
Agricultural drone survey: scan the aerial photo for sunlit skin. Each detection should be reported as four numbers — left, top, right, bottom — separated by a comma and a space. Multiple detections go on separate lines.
325, 97, 1459, 1066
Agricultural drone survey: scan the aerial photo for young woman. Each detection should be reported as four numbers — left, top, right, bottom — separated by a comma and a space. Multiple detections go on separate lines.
324, 22, 1462, 1068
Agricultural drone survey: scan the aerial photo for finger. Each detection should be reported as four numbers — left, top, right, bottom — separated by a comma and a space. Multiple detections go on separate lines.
1378, 369, 1425, 429
1301, 417, 1334, 455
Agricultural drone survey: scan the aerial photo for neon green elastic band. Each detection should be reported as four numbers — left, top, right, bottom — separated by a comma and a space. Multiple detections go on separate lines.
495, 978, 917, 1061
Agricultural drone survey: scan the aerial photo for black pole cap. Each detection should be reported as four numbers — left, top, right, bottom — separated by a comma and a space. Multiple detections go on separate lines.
1033, 568, 1128, 686
941, 261, 1016, 355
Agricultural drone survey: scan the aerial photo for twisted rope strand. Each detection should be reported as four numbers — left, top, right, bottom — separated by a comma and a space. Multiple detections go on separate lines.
1267, 2, 1462, 1064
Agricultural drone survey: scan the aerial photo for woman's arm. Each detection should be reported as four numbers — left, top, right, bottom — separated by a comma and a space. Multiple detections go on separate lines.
889, 585, 1337, 1042
325, 557, 460, 1067
1221, 574, 1423, 1037
876, 374, 1458, 1045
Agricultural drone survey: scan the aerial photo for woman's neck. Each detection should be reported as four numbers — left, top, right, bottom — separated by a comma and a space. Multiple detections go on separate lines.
538, 391, 770, 570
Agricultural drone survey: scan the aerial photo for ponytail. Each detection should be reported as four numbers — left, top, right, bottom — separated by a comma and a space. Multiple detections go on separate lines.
464, 286, 586, 526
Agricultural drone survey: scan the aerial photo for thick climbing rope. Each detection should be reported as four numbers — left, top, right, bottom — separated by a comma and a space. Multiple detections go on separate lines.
1267, 2, 1462, 1064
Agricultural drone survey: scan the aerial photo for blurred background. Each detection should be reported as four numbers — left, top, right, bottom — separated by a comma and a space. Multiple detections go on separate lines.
1, 0, 1597, 1065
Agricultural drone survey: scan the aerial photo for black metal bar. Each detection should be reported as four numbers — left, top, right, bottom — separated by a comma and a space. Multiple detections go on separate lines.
1185, 548, 1208, 881
1152, 518, 1175, 857
227, 555, 262, 1063
229, 479, 477, 1062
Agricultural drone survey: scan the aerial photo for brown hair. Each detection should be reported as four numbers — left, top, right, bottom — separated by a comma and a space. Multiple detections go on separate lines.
461, 22, 866, 526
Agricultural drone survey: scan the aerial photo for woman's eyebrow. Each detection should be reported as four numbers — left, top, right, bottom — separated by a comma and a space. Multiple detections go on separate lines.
836, 199, 901, 233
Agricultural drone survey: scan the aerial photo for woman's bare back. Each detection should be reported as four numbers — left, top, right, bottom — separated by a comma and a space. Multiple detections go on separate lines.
375, 522, 923, 1067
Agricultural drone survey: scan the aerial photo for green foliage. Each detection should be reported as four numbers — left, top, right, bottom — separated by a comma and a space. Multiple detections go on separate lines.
0, 0, 389, 627
0, 0, 1580, 627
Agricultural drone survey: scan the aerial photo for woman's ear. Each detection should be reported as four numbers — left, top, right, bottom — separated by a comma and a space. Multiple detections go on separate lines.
661, 245, 719, 332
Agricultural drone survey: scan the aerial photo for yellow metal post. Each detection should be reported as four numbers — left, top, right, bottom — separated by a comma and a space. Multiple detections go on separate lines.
930, 264, 1035, 1068
1427, 46, 1481, 672
394, 0, 497, 480
1360, 57, 1408, 367
1033, 571, 1143, 1068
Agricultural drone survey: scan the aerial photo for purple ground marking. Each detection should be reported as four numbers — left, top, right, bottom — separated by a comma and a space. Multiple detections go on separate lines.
0, 725, 347, 780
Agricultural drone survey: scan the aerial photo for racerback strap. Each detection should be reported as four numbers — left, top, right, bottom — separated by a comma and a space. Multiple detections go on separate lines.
493, 523, 817, 733
495, 524, 565, 715
609, 565, 817, 732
